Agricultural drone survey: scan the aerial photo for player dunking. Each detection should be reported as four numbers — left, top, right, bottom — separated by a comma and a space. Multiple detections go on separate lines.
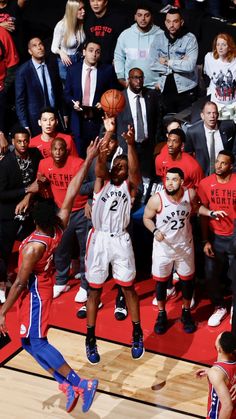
85, 124, 145, 364
0, 140, 100, 414
143, 167, 226, 335
196, 331, 236, 419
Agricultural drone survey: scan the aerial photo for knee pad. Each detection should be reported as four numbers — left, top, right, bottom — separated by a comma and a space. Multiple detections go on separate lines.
181, 279, 194, 300
156, 281, 167, 301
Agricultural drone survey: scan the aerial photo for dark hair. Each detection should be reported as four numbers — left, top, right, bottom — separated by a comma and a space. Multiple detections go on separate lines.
166, 167, 184, 180
11, 127, 30, 139
201, 101, 218, 113
218, 150, 235, 165
83, 40, 101, 50
128, 67, 144, 77
113, 154, 128, 165
135, 2, 153, 14
219, 331, 236, 354
39, 106, 57, 118
168, 128, 186, 143
32, 199, 62, 230
51, 137, 67, 149
165, 117, 182, 129
166, 7, 183, 19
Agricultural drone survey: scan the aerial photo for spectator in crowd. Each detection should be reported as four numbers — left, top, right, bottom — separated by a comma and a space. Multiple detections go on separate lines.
15, 37, 66, 137
204, 33, 236, 108
114, 3, 162, 89
116, 67, 164, 181
85, 125, 144, 364
155, 128, 204, 189
196, 332, 236, 419
0, 25, 19, 152
64, 40, 117, 158
0, 127, 42, 304
30, 107, 78, 158
185, 101, 236, 176
84, 0, 129, 64
35, 138, 88, 303
149, 8, 198, 113
198, 150, 236, 327
143, 167, 224, 335
51, 0, 86, 83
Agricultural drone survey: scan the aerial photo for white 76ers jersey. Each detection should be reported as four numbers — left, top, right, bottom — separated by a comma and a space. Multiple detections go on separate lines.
156, 188, 193, 245
92, 180, 131, 233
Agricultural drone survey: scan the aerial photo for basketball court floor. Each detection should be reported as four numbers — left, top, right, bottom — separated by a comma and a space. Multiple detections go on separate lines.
1, 276, 232, 418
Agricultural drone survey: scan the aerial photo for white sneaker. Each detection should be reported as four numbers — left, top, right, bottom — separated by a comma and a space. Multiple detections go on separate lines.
230, 306, 233, 325
208, 307, 227, 327
53, 284, 70, 299
74, 287, 87, 303
152, 287, 176, 306
190, 292, 195, 310
172, 272, 179, 284
0, 289, 6, 304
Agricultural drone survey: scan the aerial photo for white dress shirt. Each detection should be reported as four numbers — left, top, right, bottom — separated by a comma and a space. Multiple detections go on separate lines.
204, 125, 224, 159
127, 87, 148, 142
82, 62, 97, 106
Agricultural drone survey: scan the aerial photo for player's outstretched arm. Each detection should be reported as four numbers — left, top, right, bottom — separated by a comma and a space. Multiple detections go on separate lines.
59, 139, 100, 228
122, 125, 141, 192
0, 242, 45, 336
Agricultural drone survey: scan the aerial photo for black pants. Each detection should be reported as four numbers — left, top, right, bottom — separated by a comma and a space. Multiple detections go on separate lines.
205, 233, 234, 307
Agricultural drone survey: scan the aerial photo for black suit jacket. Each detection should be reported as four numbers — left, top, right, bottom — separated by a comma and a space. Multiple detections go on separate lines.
64, 60, 118, 140
116, 88, 164, 177
15, 57, 64, 136
185, 120, 236, 176
0, 148, 42, 220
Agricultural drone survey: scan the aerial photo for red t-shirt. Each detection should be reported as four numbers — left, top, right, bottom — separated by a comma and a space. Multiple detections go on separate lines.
155, 151, 204, 189
198, 174, 236, 236
38, 156, 87, 211
30, 132, 78, 158
0, 26, 19, 91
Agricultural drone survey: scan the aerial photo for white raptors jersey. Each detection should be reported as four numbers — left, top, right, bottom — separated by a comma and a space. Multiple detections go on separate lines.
155, 188, 193, 245
92, 180, 131, 233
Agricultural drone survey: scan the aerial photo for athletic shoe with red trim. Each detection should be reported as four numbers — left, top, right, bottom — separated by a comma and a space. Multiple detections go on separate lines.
78, 379, 98, 413
59, 381, 79, 413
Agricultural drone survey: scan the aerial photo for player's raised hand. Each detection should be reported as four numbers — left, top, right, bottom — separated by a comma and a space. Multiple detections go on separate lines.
103, 114, 116, 133
86, 137, 100, 161
122, 124, 135, 146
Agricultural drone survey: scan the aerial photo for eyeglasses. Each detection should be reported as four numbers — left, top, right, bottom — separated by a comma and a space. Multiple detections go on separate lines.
129, 76, 144, 80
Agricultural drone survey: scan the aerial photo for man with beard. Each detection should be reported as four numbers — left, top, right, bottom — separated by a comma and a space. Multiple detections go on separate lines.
143, 167, 225, 335
149, 8, 198, 113
198, 151, 236, 327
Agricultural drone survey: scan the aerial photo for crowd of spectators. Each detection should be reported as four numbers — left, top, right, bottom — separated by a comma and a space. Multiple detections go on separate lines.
0, 0, 236, 338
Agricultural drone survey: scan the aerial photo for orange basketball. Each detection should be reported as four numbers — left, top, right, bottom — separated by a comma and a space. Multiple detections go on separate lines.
100, 89, 126, 116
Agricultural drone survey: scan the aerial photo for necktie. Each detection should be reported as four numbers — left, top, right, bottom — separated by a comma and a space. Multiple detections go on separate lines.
136, 95, 145, 143
209, 130, 216, 175
41, 64, 50, 106
83, 67, 92, 106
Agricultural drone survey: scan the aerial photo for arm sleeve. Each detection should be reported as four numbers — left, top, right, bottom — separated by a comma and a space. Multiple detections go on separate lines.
113, 32, 126, 80
51, 21, 63, 54
15, 68, 28, 128
168, 35, 198, 73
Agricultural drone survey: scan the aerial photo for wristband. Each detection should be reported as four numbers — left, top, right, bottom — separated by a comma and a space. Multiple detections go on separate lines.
210, 211, 216, 219
153, 228, 158, 235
